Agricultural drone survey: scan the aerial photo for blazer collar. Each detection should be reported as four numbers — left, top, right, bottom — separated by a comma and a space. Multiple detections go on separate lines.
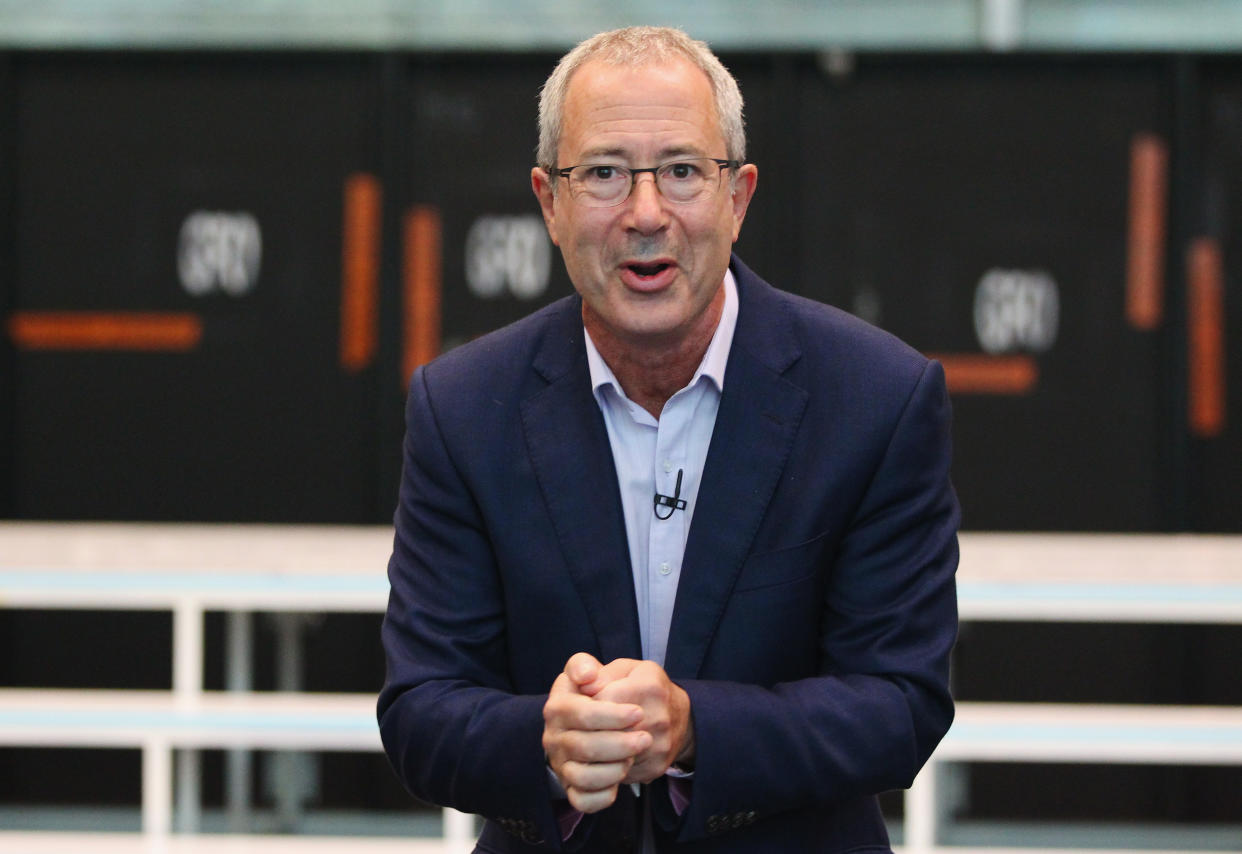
522, 296, 644, 663
663, 255, 809, 677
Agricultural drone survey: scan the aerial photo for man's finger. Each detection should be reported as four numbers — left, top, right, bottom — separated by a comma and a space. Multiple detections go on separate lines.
567, 784, 621, 815
576, 656, 641, 697
558, 757, 632, 793
556, 728, 652, 763
571, 699, 644, 731
564, 652, 602, 688
622, 754, 670, 785
545, 695, 645, 733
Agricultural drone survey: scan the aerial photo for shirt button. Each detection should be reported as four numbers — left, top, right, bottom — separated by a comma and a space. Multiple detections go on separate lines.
663, 460, 674, 473
659, 562, 672, 575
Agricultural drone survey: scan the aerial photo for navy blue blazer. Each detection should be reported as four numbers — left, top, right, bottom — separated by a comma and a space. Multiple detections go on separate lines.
378, 256, 960, 853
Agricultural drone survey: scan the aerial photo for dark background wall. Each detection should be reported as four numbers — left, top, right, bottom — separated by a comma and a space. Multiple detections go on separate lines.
5, 51, 1235, 532
1, 49, 1239, 826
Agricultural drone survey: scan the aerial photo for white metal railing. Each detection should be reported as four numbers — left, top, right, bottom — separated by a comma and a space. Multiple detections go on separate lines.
2, 523, 1240, 852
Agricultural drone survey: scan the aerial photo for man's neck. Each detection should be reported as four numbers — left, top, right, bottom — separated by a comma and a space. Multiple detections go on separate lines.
585, 288, 725, 420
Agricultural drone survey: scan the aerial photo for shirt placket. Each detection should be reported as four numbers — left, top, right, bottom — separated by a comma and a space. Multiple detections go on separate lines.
646, 399, 689, 667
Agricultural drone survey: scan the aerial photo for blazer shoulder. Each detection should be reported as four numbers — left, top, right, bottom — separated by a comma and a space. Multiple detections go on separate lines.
733, 258, 931, 391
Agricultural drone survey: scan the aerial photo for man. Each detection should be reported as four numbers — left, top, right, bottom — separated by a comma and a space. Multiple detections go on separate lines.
379, 26, 958, 853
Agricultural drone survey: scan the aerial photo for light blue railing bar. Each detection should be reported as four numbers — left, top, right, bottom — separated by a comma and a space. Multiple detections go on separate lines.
3, 0, 1242, 52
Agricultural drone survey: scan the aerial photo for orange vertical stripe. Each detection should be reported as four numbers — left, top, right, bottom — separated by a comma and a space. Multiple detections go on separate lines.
7, 311, 202, 351
1187, 237, 1226, 438
340, 173, 382, 372
1126, 133, 1168, 331
928, 353, 1039, 396
403, 205, 442, 386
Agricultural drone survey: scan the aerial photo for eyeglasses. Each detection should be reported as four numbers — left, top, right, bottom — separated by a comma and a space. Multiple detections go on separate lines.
547, 157, 741, 207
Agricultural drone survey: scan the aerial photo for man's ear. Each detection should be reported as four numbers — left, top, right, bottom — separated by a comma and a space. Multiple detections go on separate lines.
531, 167, 560, 246
729, 163, 758, 242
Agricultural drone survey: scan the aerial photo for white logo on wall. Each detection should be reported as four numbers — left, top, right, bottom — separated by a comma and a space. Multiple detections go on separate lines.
973, 268, 1060, 354
465, 214, 551, 300
178, 211, 262, 297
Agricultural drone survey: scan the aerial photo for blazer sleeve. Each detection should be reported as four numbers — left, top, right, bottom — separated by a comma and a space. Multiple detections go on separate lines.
376, 365, 563, 850
668, 358, 959, 842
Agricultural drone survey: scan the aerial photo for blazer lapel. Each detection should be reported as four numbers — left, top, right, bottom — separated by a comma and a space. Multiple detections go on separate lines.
520, 300, 643, 664
664, 261, 809, 678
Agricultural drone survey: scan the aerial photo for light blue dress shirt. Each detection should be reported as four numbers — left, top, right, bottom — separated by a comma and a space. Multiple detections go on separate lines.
583, 269, 738, 668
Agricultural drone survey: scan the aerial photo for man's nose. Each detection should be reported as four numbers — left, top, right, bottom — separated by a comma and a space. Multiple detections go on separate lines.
626, 173, 667, 231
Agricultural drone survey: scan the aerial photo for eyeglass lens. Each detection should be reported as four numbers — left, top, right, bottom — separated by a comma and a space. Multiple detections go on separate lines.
567, 158, 725, 206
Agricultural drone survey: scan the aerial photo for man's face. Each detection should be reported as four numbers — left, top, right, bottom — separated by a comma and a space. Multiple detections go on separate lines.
532, 57, 757, 350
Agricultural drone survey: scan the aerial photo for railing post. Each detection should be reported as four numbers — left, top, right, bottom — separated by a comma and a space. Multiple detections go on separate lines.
904, 759, 938, 854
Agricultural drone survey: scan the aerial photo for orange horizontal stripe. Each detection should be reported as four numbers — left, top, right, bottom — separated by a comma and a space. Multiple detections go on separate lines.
8, 311, 203, 351
929, 353, 1039, 395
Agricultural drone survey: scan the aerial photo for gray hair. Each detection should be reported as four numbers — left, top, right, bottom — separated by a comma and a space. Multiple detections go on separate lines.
536, 26, 746, 169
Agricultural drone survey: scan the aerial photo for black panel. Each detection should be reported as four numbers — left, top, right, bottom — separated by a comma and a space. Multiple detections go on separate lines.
12, 53, 383, 522
0, 53, 15, 517
802, 56, 1173, 531
1194, 62, 1242, 532
965, 762, 1242, 823
955, 621, 1242, 706
0, 609, 172, 689
726, 54, 809, 289
0, 747, 141, 806
404, 55, 573, 351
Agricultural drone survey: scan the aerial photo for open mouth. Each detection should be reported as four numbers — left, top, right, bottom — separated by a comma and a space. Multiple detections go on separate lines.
625, 261, 673, 279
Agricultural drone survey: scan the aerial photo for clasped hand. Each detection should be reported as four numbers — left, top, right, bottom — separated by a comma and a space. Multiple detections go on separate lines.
542, 652, 694, 814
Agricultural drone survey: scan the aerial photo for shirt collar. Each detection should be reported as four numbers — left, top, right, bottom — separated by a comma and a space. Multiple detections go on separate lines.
585, 267, 738, 404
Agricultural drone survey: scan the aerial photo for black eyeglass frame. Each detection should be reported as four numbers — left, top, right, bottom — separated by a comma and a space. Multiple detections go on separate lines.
545, 158, 742, 204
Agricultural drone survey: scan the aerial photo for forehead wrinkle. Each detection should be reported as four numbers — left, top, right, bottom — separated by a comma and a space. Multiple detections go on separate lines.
576, 144, 709, 165
587, 96, 707, 117
569, 115, 717, 163
583, 102, 712, 136
583, 103, 710, 129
